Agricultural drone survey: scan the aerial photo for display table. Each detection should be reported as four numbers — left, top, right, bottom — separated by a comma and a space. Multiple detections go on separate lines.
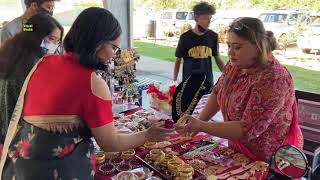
94, 132, 269, 180
94, 101, 269, 180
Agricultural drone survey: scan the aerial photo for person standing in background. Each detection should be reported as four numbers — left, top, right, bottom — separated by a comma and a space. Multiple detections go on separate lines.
0, 13, 63, 143
173, 2, 224, 93
0, 0, 58, 45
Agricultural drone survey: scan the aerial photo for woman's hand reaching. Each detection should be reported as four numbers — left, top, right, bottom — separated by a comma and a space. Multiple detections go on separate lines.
175, 115, 204, 137
146, 122, 176, 142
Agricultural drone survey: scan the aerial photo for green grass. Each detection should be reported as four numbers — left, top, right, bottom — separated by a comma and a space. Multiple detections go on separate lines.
134, 40, 320, 94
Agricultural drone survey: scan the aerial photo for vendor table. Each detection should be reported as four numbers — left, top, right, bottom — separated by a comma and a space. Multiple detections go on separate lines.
94, 103, 269, 180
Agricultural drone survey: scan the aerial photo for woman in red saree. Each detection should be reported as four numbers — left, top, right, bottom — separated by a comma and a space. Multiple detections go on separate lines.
0, 7, 175, 180
177, 17, 303, 162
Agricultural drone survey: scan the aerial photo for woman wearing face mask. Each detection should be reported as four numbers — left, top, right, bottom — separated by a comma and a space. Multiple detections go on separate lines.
0, 7, 175, 179
0, 13, 63, 143
176, 17, 303, 162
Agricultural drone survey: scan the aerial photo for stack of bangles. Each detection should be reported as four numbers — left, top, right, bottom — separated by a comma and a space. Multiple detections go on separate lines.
149, 149, 165, 161
159, 153, 175, 168
167, 158, 185, 176
175, 164, 194, 180
121, 149, 135, 160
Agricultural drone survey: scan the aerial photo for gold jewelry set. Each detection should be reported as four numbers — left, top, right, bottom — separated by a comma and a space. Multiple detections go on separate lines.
175, 76, 206, 125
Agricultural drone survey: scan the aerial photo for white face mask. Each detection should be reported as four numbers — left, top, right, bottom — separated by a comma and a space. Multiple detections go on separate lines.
40, 39, 59, 54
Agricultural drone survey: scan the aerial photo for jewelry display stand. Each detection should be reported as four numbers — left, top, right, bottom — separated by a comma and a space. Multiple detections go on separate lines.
97, 48, 141, 112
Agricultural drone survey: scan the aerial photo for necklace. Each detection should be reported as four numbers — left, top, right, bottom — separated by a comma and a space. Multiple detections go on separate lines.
175, 76, 206, 117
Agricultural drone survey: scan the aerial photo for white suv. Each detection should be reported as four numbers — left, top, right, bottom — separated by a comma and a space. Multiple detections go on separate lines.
156, 9, 195, 38
258, 10, 309, 49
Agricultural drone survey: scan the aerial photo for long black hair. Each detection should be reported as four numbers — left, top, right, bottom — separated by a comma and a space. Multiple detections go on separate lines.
63, 7, 122, 70
0, 13, 63, 79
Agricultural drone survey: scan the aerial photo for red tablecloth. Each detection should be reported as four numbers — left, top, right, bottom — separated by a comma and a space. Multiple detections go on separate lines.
94, 133, 269, 180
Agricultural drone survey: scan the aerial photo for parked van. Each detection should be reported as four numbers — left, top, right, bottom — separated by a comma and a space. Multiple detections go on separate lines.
258, 10, 309, 49
156, 9, 195, 38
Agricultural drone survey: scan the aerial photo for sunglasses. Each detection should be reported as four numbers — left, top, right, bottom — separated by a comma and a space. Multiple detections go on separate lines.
229, 21, 251, 32
109, 42, 121, 53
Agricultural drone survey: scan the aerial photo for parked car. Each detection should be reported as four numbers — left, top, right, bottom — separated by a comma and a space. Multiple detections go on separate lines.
210, 10, 262, 43
297, 13, 320, 53
258, 10, 309, 49
156, 9, 195, 38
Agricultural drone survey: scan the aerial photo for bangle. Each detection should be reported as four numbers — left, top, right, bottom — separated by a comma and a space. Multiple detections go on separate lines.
177, 171, 193, 178
116, 163, 132, 172
203, 166, 218, 176
105, 152, 120, 159
187, 159, 206, 171
129, 158, 143, 168
115, 171, 138, 180
98, 163, 115, 175
177, 164, 194, 174
144, 141, 157, 149
232, 153, 250, 165
149, 149, 165, 161
206, 175, 218, 180
219, 146, 235, 156
109, 157, 125, 166
121, 149, 135, 160
96, 152, 106, 164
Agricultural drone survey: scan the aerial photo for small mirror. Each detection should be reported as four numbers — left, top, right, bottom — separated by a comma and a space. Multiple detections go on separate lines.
275, 145, 308, 178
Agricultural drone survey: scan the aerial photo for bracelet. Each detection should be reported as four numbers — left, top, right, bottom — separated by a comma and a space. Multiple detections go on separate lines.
177, 171, 193, 178
149, 149, 165, 161
98, 163, 116, 175
177, 164, 194, 174
144, 141, 157, 149
187, 159, 206, 171
116, 163, 132, 172
115, 171, 138, 180
232, 153, 250, 165
206, 175, 218, 180
121, 149, 135, 160
218, 146, 235, 156
96, 152, 106, 164
129, 158, 143, 168
203, 166, 218, 176
109, 157, 125, 166
104, 152, 120, 159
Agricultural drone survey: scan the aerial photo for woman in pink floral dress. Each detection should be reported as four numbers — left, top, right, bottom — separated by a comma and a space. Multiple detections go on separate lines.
177, 17, 303, 162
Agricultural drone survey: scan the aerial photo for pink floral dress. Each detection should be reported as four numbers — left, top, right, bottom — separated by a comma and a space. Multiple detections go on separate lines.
213, 56, 303, 161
